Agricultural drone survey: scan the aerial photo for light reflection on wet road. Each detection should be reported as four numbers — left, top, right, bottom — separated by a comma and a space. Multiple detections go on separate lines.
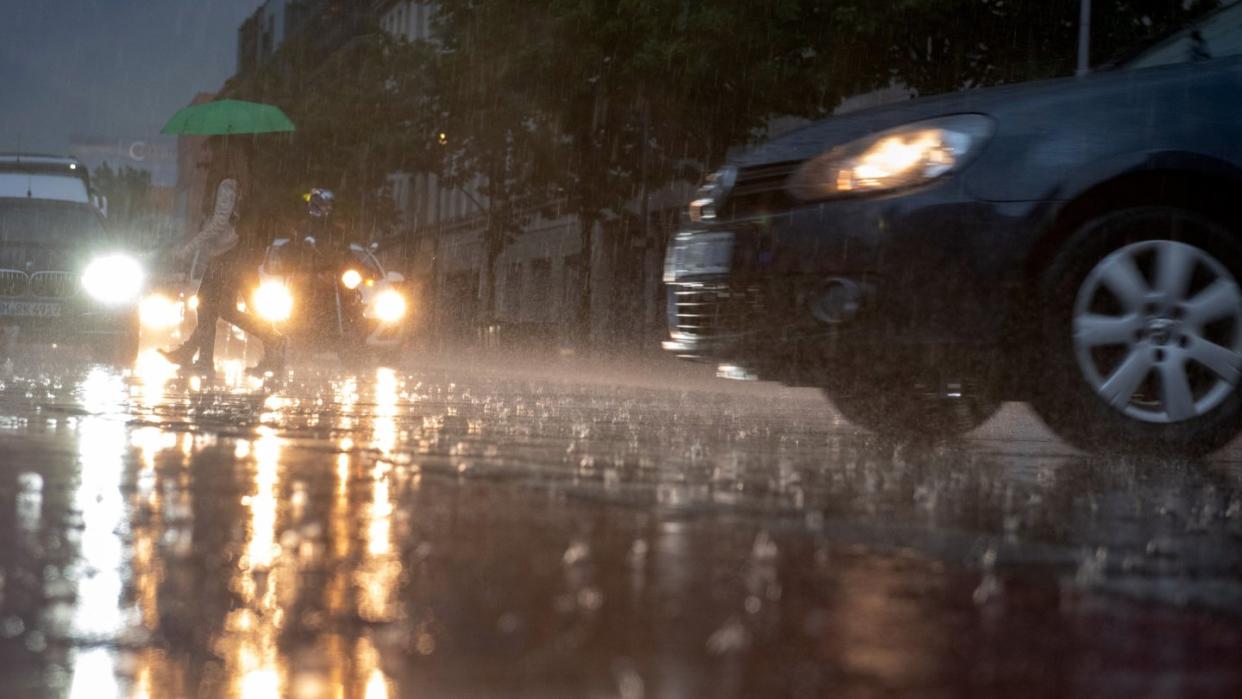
0, 350, 1240, 697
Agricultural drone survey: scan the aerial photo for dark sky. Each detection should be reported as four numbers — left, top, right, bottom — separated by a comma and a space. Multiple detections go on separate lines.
0, 0, 257, 155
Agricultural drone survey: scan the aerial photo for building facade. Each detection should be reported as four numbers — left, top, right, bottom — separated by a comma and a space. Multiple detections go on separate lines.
237, 0, 367, 79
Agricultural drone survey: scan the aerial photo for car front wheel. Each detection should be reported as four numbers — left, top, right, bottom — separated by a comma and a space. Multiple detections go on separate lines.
1032, 207, 1242, 455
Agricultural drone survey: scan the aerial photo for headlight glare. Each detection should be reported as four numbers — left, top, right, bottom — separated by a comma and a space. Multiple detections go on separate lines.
252, 280, 293, 322
139, 294, 183, 329
341, 269, 362, 289
372, 289, 406, 323
82, 253, 145, 305
788, 114, 993, 201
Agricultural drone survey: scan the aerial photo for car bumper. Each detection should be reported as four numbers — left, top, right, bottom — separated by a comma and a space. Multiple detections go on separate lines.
663, 181, 1049, 383
0, 298, 138, 344
268, 312, 410, 350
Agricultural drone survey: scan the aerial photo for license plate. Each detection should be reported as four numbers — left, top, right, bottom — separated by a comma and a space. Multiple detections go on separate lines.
0, 301, 62, 317
664, 232, 733, 282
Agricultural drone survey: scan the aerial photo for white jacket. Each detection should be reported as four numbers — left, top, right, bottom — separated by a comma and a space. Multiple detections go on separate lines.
181, 178, 240, 258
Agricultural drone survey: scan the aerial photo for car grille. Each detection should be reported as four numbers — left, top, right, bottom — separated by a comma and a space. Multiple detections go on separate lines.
0, 270, 27, 297
723, 160, 801, 218
30, 271, 77, 298
667, 283, 763, 348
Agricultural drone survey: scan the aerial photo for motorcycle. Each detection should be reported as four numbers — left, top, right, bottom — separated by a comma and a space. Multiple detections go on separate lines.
252, 235, 410, 363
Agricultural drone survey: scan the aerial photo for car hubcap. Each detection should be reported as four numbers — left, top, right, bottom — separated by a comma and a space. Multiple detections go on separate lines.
1073, 239, 1242, 424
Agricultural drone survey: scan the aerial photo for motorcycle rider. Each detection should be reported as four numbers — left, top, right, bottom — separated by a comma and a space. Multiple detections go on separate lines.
282, 189, 369, 345
300, 188, 354, 273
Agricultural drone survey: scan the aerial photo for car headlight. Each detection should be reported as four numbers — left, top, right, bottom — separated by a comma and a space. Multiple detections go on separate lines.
688, 166, 738, 223
139, 293, 183, 329
371, 289, 406, 323
82, 253, 145, 305
252, 280, 293, 322
787, 114, 994, 201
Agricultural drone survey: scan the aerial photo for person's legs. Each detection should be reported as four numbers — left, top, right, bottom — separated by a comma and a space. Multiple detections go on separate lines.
214, 251, 286, 371
216, 301, 279, 350
162, 256, 227, 365
193, 305, 221, 364
215, 299, 286, 373
169, 248, 285, 372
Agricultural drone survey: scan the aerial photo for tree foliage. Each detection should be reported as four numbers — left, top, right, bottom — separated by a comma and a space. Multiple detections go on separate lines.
92, 162, 152, 230
225, 25, 440, 240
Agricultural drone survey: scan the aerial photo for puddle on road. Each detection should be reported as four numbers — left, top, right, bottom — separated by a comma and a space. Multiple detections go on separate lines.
0, 353, 1239, 696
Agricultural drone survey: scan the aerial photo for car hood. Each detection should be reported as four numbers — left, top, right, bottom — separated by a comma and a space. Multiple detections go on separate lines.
0, 242, 87, 272
731, 66, 1174, 168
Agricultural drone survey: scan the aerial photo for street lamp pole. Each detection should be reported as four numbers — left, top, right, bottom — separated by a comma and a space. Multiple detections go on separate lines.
1077, 0, 1092, 76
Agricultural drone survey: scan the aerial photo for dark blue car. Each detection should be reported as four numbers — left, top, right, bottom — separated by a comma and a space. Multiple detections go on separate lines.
663, 7, 1242, 455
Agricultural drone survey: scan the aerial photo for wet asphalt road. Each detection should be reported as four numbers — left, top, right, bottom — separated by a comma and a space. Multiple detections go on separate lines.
0, 349, 1241, 698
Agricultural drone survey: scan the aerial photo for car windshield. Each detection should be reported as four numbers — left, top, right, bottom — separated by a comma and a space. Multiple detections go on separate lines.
0, 200, 105, 244
350, 247, 383, 276
264, 241, 312, 275
1120, 2, 1242, 69
0, 172, 90, 204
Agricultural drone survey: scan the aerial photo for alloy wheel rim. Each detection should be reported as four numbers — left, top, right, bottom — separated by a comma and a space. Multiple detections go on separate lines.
1073, 239, 1242, 424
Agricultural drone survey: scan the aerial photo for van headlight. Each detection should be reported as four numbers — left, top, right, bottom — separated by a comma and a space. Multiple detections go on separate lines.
252, 280, 293, 322
371, 289, 406, 323
82, 253, 145, 305
787, 114, 993, 201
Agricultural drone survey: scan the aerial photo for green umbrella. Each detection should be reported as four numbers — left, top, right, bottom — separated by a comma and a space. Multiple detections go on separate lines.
160, 99, 296, 136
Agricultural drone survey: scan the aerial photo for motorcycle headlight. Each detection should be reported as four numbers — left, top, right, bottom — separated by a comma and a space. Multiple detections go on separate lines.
787, 114, 994, 201
372, 289, 406, 323
341, 269, 363, 290
252, 280, 293, 322
82, 253, 145, 305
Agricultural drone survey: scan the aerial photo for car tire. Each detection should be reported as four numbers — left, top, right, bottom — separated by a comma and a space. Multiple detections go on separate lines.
824, 383, 1000, 438
1031, 206, 1242, 456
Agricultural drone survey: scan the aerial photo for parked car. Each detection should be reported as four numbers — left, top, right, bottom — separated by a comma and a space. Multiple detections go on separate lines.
663, 9, 1242, 454
0, 155, 142, 361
